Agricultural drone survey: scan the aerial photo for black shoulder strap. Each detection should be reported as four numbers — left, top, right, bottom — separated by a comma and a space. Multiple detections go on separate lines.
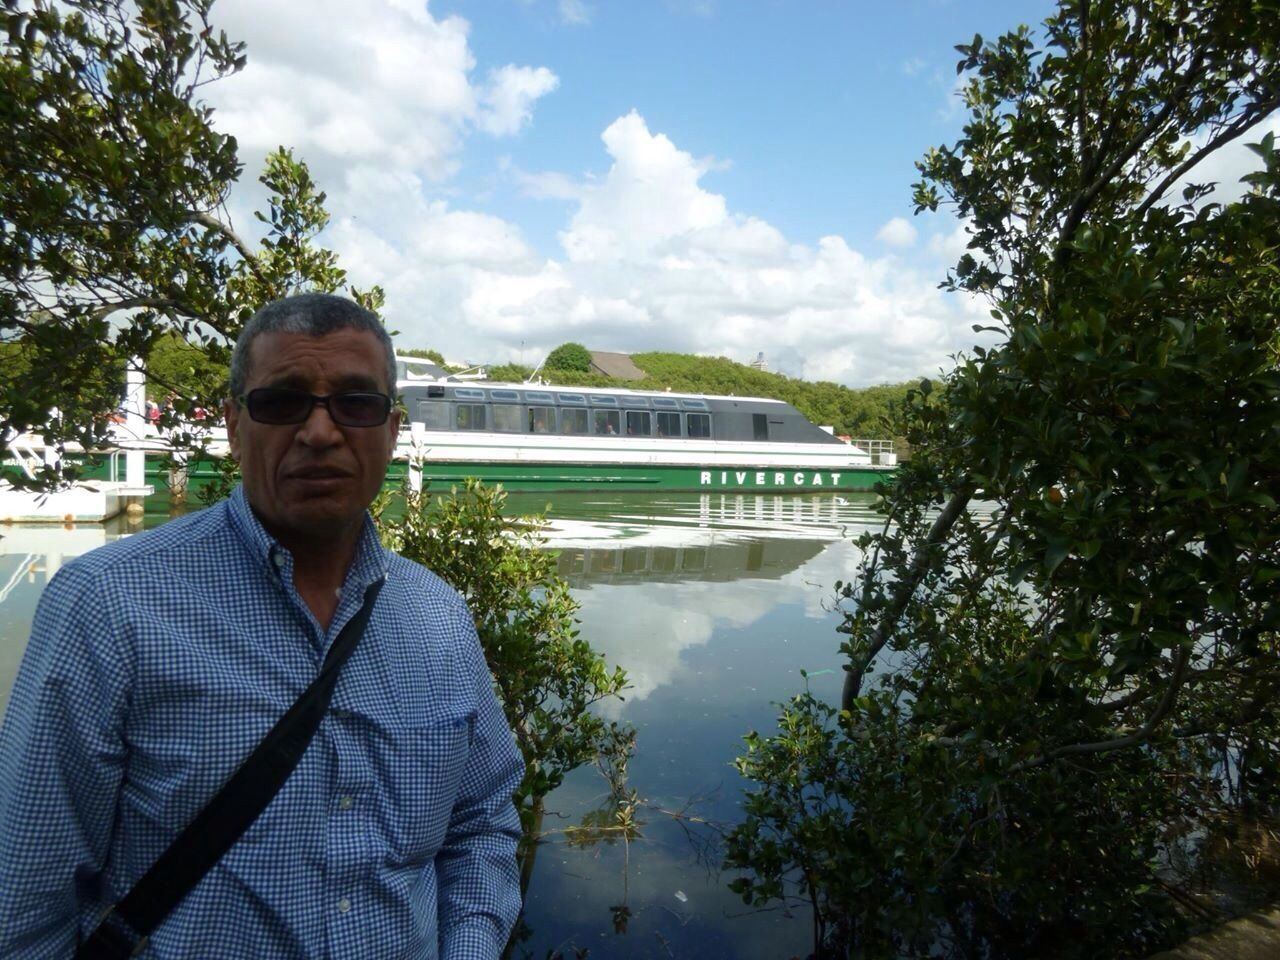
76, 578, 386, 959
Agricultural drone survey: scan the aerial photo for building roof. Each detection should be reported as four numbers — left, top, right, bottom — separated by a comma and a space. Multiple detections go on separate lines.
588, 351, 646, 380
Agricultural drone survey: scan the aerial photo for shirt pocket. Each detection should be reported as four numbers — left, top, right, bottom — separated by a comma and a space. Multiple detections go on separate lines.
382, 712, 476, 866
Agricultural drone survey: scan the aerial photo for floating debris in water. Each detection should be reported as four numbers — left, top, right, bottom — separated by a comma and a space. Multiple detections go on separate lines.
673, 890, 688, 903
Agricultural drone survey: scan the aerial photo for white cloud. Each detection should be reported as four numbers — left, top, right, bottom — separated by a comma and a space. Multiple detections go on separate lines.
876, 216, 918, 248
345, 110, 979, 383
203, 0, 557, 245
477, 65, 560, 136
210, 0, 477, 185
558, 0, 591, 24
926, 220, 972, 263
200, 3, 980, 385
559, 112, 732, 263
1171, 115, 1280, 208
902, 56, 927, 76
513, 167, 584, 201
937, 71, 970, 122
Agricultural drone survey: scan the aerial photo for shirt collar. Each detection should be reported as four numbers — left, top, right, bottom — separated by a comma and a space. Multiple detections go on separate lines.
227, 484, 390, 589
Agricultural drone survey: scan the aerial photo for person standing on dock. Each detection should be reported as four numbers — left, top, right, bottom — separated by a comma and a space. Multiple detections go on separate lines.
0, 294, 524, 958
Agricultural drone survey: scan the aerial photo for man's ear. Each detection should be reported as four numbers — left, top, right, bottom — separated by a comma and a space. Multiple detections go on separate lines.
224, 398, 242, 460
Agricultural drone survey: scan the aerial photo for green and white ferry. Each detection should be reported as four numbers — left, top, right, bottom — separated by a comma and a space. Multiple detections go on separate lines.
1, 358, 896, 518
394, 357, 896, 493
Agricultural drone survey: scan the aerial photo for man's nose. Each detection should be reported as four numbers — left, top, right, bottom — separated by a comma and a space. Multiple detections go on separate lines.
296, 399, 344, 446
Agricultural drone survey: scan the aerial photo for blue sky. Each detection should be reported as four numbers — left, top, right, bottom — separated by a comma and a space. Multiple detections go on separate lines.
206, 0, 1063, 384
441, 0, 1055, 256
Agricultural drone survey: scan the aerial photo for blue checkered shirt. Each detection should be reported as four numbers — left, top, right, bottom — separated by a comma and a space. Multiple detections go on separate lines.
0, 486, 524, 958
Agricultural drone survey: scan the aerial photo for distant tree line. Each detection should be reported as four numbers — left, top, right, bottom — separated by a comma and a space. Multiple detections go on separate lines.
396, 346, 451, 369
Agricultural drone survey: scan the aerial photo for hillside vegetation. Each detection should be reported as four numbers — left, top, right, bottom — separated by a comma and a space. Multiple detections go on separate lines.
637, 353, 911, 439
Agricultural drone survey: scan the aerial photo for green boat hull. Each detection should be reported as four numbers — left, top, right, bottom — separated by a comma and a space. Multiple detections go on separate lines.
388, 461, 889, 493
57, 454, 892, 499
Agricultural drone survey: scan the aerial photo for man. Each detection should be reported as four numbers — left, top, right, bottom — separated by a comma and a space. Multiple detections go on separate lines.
0, 294, 524, 958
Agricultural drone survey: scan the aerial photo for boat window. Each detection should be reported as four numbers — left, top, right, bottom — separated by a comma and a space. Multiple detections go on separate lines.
453, 388, 485, 400
524, 391, 554, 403
528, 406, 556, 433
625, 410, 651, 436
680, 399, 709, 410
426, 384, 446, 398
490, 389, 520, 402
753, 413, 769, 441
455, 404, 486, 430
655, 411, 682, 437
594, 410, 621, 435
653, 397, 680, 409
492, 404, 521, 432
561, 408, 589, 434
590, 395, 618, 406
557, 393, 587, 405
621, 396, 650, 408
686, 413, 711, 438
415, 400, 450, 430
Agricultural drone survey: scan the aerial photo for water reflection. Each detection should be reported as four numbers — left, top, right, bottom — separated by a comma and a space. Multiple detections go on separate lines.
556, 538, 825, 587
0, 513, 144, 716
507, 494, 881, 959
507, 489, 883, 540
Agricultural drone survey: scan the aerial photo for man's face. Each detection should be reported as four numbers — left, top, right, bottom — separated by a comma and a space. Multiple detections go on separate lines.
224, 328, 400, 549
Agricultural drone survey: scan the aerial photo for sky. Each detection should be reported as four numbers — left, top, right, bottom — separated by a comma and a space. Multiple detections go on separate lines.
198, 0, 1062, 385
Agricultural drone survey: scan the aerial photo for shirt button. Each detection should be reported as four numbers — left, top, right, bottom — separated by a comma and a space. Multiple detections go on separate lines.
337, 897, 351, 914
332, 708, 350, 720
272, 552, 286, 569
338, 795, 353, 811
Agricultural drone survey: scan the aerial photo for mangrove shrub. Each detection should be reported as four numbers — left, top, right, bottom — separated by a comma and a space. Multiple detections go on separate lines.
727, 1, 1280, 957
378, 479, 631, 834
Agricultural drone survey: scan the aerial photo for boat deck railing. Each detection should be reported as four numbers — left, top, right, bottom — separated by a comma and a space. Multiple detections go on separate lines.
849, 438, 899, 465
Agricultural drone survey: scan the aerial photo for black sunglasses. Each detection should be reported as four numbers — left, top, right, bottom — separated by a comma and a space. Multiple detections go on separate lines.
239, 388, 393, 427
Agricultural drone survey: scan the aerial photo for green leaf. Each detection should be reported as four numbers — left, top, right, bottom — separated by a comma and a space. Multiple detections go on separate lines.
1044, 540, 1069, 575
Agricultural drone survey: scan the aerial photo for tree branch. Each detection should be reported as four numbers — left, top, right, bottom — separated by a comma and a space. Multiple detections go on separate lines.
1079, 5, 1145, 189
1008, 643, 1190, 773
1056, 48, 1207, 263
1135, 95, 1280, 217
841, 484, 975, 712
187, 209, 261, 276
1076, 0, 1091, 175
1091, 682, 1150, 713
89, 296, 184, 323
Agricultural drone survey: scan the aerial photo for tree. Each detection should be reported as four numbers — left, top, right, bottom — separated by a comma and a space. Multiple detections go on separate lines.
483, 361, 533, 383
145, 330, 227, 403
398, 347, 451, 368
543, 342, 593, 373
0, 0, 379, 488
377, 481, 632, 836
728, 2, 1280, 957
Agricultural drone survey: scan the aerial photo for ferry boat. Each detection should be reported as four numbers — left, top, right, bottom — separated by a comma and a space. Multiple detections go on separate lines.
1, 359, 898, 510
393, 358, 896, 493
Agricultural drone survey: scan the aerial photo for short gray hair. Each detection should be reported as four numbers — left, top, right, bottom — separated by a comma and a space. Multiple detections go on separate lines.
229, 293, 397, 400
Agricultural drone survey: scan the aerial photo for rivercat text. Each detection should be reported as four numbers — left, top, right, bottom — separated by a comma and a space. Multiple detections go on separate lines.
700, 470, 843, 487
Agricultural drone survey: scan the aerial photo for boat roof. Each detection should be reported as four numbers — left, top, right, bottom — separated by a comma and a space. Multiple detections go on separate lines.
396, 376, 788, 407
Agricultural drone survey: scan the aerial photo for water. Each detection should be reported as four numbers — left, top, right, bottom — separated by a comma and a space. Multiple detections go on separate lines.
0, 491, 885, 959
